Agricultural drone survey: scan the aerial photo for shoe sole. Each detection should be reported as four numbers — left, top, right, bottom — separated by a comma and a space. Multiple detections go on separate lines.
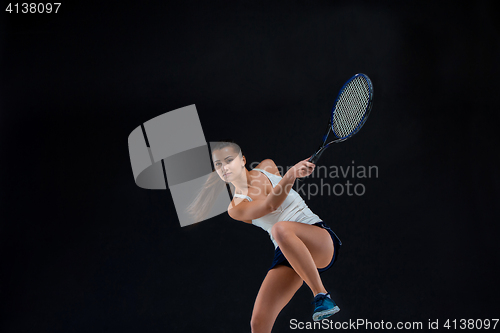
313, 305, 340, 321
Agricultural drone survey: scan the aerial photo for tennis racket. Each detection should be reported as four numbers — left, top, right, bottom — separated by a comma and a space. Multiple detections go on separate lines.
307, 73, 374, 165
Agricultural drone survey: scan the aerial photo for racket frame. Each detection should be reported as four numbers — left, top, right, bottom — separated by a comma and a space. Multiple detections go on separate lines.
308, 73, 374, 165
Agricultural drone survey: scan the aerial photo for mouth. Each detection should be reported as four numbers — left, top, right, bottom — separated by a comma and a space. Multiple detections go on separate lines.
223, 172, 232, 177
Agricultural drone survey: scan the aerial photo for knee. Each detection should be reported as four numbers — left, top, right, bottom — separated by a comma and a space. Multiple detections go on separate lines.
250, 314, 268, 333
271, 221, 293, 244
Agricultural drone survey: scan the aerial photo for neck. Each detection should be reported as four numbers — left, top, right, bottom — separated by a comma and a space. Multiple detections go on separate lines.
231, 168, 250, 193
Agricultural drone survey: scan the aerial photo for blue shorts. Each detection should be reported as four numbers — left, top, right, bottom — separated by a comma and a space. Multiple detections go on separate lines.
268, 221, 342, 274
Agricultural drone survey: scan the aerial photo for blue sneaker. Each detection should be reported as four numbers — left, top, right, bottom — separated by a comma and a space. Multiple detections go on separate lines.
312, 293, 340, 321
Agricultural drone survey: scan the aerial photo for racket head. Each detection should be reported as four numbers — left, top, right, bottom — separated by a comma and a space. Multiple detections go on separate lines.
330, 73, 374, 141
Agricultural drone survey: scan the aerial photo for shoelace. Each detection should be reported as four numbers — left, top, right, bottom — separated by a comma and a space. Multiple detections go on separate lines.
311, 293, 330, 306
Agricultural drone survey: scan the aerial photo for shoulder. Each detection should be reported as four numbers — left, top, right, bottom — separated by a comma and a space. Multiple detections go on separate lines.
227, 198, 253, 224
255, 159, 282, 177
228, 196, 247, 210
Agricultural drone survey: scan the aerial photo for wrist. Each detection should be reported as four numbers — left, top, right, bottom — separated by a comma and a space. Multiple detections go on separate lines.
286, 167, 298, 180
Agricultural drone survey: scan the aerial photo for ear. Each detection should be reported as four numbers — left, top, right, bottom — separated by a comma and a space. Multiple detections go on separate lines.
242, 155, 246, 166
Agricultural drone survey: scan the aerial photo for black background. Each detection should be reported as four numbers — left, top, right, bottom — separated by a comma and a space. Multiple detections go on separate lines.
1, 1, 500, 332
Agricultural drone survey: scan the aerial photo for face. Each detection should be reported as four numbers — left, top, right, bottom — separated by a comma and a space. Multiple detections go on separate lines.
212, 147, 246, 182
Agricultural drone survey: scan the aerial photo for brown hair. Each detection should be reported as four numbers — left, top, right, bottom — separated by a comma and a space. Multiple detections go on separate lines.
186, 140, 242, 222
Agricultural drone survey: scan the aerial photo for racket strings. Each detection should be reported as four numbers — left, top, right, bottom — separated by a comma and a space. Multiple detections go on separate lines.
332, 76, 370, 139
335, 79, 368, 136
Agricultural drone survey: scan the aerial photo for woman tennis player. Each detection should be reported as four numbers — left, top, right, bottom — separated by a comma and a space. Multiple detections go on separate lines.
187, 141, 342, 333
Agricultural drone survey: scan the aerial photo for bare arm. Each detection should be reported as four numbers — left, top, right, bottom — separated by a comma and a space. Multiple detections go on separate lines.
228, 199, 274, 222
227, 157, 315, 222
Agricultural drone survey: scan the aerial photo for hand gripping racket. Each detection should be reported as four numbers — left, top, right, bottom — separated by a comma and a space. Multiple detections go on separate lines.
308, 73, 374, 165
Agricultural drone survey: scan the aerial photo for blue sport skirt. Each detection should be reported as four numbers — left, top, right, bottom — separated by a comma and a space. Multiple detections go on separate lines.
268, 221, 342, 274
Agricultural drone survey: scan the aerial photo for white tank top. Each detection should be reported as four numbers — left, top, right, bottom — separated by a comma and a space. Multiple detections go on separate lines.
233, 168, 323, 248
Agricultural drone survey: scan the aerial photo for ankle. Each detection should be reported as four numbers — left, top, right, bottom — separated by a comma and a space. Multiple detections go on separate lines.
314, 291, 329, 297
313, 289, 328, 296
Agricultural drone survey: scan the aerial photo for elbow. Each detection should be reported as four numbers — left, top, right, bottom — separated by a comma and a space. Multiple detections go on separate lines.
264, 195, 281, 213
266, 201, 278, 213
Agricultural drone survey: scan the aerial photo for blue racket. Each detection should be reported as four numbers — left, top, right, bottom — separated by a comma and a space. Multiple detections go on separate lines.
308, 73, 374, 165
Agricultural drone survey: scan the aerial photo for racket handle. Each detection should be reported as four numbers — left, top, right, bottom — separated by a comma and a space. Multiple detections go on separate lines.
309, 147, 325, 165
298, 148, 325, 182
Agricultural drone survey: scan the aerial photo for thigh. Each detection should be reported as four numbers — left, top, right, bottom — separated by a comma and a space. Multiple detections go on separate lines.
251, 265, 303, 330
281, 221, 335, 269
